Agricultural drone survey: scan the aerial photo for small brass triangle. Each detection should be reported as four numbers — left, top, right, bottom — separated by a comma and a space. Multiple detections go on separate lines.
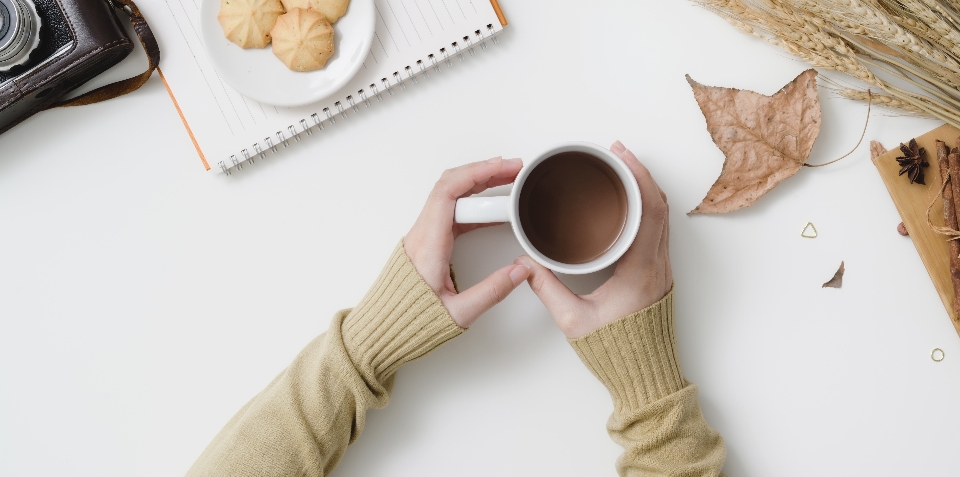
801, 222, 818, 238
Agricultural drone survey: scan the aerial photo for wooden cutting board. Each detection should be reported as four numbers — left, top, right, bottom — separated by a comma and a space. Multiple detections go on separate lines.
873, 123, 960, 339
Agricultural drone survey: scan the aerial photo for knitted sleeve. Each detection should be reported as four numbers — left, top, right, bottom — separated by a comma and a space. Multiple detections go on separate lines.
569, 289, 727, 477
185, 242, 463, 477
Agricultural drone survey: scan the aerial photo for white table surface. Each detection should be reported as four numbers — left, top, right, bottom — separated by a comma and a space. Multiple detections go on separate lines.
2, 1, 958, 476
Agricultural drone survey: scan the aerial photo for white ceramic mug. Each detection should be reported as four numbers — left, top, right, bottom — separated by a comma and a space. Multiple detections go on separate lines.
454, 142, 642, 275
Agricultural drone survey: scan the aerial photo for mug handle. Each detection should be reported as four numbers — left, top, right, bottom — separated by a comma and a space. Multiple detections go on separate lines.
454, 196, 511, 223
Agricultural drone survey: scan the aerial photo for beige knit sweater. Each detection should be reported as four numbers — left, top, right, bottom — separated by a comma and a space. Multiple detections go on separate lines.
185, 243, 726, 476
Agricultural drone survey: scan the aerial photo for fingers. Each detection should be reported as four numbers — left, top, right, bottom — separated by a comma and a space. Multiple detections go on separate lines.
611, 140, 626, 155
461, 160, 524, 197
657, 187, 670, 259
610, 141, 669, 274
515, 256, 581, 321
611, 140, 665, 214
421, 157, 523, 231
445, 262, 530, 328
436, 157, 523, 201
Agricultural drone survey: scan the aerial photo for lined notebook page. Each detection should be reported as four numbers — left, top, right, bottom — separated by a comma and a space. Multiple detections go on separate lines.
141, 0, 504, 173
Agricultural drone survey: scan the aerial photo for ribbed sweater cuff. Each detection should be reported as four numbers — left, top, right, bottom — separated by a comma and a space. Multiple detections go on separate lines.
341, 242, 464, 382
570, 289, 686, 413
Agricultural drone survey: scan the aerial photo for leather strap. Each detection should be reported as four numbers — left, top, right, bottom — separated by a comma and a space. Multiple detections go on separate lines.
46, 0, 160, 109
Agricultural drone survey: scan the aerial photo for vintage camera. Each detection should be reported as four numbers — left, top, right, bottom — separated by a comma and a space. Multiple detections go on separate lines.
0, 0, 137, 135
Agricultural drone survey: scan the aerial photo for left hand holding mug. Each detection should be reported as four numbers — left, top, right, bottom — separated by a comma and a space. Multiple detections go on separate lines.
405, 157, 532, 328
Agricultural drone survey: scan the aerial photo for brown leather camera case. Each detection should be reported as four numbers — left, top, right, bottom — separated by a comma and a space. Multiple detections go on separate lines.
0, 0, 133, 134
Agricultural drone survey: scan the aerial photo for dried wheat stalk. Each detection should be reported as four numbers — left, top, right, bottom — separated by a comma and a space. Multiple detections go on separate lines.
696, 0, 960, 128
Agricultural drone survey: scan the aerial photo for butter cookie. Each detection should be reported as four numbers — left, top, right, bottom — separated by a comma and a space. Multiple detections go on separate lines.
271, 8, 336, 71
218, 0, 285, 49
310, 0, 350, 23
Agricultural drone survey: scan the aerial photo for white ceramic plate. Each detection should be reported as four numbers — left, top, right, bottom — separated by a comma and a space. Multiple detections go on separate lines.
199, 0, 375, 107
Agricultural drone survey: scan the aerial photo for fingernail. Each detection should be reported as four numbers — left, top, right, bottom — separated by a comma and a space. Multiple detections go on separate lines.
611, 140, 625, 152
486, 156, 503, 164
509, 264, 530, 285
504, 158, 522, 165
514, 255, 532, 268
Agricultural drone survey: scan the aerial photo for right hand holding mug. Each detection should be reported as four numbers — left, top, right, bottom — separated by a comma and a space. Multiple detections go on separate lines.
517, 141, 673, 339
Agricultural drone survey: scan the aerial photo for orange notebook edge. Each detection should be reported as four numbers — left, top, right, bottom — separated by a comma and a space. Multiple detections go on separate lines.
157, 67, 211, 171
490, 0, 507, 26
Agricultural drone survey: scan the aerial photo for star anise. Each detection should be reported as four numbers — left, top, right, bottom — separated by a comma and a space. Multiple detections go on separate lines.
896, 138, 928, 184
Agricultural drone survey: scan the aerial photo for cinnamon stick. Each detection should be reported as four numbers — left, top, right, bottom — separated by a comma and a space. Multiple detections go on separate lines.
937, 139, 960, 321
950, 141, 960, 229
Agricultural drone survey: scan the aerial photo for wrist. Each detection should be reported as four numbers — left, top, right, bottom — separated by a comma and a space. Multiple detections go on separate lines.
569, 287, 685, 412
341, 241, 464, 383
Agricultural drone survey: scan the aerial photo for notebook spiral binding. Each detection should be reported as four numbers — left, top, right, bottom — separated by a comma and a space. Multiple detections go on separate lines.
219, 24, 501, 175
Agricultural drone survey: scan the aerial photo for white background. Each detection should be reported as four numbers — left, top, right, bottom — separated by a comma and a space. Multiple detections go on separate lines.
2, 1, 958, 476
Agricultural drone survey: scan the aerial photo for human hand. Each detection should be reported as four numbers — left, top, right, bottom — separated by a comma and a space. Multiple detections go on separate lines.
405, 157, 532, 328
517, 141, 672, 339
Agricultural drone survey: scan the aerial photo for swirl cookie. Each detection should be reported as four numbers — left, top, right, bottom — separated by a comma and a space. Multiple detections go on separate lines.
217, 0, 285, 49
278, 0, 311, 11
271, 8, 336, 71
279, 0, 349, 23
310, 0, 350, 23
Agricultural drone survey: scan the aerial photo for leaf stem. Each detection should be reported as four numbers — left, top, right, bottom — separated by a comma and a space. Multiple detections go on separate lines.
805, 90, 872, 167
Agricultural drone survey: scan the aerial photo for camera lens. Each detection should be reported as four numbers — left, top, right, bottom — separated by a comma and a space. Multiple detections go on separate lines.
0, 0, 41, 72
0, 2, 14, 47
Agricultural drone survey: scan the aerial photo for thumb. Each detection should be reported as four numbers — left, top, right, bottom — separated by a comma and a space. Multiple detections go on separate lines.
445, 263, 530, 328
515, 256, 581, 320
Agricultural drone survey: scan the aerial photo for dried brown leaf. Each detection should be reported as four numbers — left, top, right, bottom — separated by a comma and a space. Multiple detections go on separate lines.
687, 69, 822, 214
822, 261, 845, 288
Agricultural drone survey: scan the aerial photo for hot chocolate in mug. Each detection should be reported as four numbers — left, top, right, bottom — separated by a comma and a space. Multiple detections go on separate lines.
454, 142, 642, 275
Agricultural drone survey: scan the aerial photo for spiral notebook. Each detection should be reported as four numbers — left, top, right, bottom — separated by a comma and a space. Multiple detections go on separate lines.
141, 0, 507, 175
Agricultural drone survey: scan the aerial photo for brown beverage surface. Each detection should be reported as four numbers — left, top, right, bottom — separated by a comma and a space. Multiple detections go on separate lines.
518, 152, 628, 264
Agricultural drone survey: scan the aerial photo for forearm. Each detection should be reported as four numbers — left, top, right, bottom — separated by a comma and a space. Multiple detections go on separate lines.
185, 312, 368, 477
570, 290, 726, 476
186, 243, 463, 477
